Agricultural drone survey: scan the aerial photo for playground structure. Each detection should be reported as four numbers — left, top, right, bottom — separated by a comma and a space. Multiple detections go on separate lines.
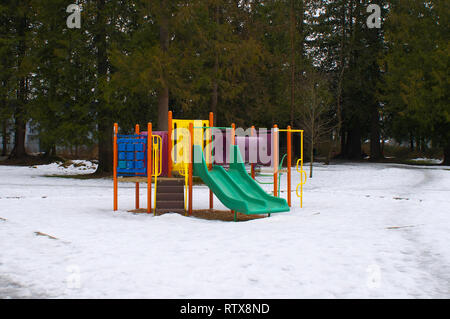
113, 111, 307, 220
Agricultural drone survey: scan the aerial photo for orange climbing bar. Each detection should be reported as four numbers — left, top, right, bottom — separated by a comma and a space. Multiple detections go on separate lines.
287, 125, 292, 206
113, 123, 118, 211
147, 122, 152, 213
135, 124, 140, 209
209, 112, 214, 209
188, 122, 194, 216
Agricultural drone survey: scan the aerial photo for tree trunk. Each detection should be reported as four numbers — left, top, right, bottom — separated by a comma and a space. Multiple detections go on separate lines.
289, 0, 297, 158
98, 121, 113, 172
309, 95, 315, 177
443, 143, 450, 166
421, 137, 427, 152
95, 0, 112, 173
12, 115, 26, 158
157, 86, 169, 131
309, 141, 314, 178
157, 1, 169, 131
211, 70, 218, 126
340, 128, 347, 157
2, 120, 7, 156
289, 0, 295, 128
335, 2, 347, 156
369, 103, 382, 161
43, 143, 56, 158
210, 4, 219, 126
345, 123, 362, 160
10, 11, 27, 159
289, 0, 304, 159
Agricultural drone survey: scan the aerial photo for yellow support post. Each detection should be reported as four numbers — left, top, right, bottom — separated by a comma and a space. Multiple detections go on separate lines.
295, 130, 306, 208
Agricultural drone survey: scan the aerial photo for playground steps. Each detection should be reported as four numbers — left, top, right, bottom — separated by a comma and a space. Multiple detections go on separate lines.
156, 178, 185, 213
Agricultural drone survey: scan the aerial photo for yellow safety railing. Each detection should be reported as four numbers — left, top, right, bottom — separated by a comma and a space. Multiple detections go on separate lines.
152, 135, 162, 215
296, 159, 307, 208
171, 120, 212, 215
277, 129, 304, 132
295, 130, 307, 208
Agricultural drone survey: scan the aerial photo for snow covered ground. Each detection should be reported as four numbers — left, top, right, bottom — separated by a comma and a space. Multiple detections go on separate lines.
0, 160, 449, 298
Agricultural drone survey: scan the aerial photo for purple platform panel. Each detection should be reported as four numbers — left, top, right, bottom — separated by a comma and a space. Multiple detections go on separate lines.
212, 128, 272, 166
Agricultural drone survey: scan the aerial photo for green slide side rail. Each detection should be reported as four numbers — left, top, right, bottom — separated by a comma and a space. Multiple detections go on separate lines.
228, 145, 290, 214
192, 145, 290, 215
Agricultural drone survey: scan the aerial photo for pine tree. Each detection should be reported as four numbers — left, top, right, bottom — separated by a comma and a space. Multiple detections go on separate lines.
382, 0, 449, 164
2, 0, 34, 159
0, 3, 15, 155
308, 0, 386, 160
85, 0, 138, 172
29, 0, 96, 157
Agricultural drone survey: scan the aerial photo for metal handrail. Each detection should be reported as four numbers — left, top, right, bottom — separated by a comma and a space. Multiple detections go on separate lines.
254, 153, 287, 197
152, 135, 162, 215
192, 126, 232, 129
296, 158, 307, 208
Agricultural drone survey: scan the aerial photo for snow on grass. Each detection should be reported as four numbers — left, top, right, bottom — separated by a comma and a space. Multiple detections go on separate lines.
37, 160, 98, 176
409, 158, 443, 165
0, 161, 449, 298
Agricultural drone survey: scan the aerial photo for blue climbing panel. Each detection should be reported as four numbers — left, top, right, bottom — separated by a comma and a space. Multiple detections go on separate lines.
116, 134, 147, 176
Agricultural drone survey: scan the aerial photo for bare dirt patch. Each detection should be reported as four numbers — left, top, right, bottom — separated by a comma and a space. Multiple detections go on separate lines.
128, 208, 267, 222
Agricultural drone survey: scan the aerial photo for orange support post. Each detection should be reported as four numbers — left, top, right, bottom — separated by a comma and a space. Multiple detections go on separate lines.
147, 123, 152, 214
113, 123, 118, 211
135, 124, 140, 209
231, 123, 235, 145
251, 126, 255, 180
231, 123, 236, 219
273, 124, 278, 197
287, 126, 292, 206
188, 123, 194, 216
168, 111, 173, 177
209, 112, 214, 210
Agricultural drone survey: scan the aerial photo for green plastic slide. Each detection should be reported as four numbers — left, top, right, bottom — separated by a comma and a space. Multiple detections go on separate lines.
193, 145, 290, 215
